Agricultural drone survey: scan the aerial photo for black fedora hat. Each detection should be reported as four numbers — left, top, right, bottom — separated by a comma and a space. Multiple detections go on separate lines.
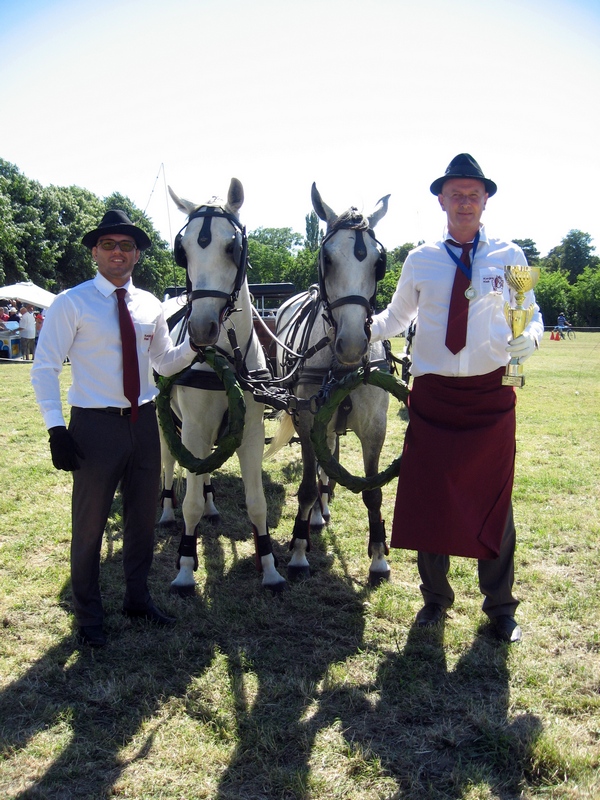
82, 209, 152, 250
430, 153, 497, 197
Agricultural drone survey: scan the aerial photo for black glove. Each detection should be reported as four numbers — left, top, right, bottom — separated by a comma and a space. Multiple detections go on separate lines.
48, 426, 85, 471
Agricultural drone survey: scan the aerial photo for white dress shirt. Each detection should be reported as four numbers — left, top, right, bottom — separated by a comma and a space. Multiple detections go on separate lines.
31, 272, 195, 428
371, 226, 544, 378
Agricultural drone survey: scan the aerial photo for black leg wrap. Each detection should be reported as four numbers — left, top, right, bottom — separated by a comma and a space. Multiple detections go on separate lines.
177, 528, 199, 571
203, 483, 215, 500
368, 517, 389, 557
288, 513, 311, 553
252, 525, 277, 571
161, 486, 178, 509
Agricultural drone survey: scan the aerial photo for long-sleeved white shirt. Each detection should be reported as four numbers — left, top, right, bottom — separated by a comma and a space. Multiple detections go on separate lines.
31, 272, 195, 428
371, 226, 544, 378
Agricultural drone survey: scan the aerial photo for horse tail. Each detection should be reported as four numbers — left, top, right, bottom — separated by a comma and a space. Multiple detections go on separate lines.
264, 412, 296, 460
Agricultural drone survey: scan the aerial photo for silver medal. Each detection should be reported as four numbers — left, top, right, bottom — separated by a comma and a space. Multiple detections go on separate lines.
464, 285, 477, 300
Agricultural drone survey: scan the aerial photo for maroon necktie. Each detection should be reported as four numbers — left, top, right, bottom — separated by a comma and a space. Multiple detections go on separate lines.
115, 288, 140, 422
445, 241, 472, 355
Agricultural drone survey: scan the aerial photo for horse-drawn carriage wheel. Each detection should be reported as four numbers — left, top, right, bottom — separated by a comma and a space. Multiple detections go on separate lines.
156, 349, 246, 475
310, 368, 410, 493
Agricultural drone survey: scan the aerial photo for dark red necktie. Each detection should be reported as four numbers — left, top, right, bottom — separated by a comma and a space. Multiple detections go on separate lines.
445, 241, 472, 355
115, 288, 140, 422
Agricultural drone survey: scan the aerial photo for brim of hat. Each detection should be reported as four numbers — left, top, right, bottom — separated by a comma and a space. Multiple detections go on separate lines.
82, 224, 152, 250
430, 176, 497, 196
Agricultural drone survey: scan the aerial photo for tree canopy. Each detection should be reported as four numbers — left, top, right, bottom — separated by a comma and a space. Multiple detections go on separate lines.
1, 158, 599, 324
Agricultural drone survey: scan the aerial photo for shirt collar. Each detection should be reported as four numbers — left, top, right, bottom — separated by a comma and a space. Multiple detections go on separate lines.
443, 224, 489, 246
93, 272, 134, 298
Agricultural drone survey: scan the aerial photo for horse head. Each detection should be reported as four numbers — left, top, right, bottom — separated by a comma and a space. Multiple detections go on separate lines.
311, 183, 390, 366
169, 179, 247, 347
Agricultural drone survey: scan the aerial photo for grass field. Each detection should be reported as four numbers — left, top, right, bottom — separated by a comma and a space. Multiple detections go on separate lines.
0, 334, 599, 799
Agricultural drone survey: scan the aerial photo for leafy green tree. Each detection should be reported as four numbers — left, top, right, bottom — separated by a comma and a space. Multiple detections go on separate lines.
375, 243, 415, 309
513, 238, 540, 263
533, 269, 573, 327
304, 211, 321, 252
542, 229, 598, 282
571, 267, 600, 326
286, 247, 318, 292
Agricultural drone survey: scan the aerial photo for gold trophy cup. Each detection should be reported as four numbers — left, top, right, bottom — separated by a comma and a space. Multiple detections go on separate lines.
502, 265, 540, 387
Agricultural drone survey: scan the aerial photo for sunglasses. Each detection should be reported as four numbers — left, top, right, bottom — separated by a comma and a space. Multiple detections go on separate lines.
97, 240, 137, 252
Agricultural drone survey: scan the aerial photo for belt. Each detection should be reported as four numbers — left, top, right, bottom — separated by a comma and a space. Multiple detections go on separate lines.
83, 402, 155, 416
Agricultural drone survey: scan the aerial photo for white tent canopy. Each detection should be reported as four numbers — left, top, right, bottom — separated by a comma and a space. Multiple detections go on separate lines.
0, 281, 56, 309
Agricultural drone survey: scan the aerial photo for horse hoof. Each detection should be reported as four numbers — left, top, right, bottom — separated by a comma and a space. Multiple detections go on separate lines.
309, 521, 325, 532
204, 514, 221, 526
288, 565, 311, 582
169, 583, 196, 597
368, 570, 391, 587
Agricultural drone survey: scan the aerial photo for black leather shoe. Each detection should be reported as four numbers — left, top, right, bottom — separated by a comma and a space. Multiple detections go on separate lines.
122, 602, 176, 626
415, 602, 445, 627
78, 624, 107, 647
492, 615, 522, 643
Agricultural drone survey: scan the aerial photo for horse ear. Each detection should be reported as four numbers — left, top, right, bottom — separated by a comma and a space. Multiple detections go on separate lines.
311, 182, 336, 225
226, 178, 244, 215
168, 186, 198, 216
368, 194, 391, 229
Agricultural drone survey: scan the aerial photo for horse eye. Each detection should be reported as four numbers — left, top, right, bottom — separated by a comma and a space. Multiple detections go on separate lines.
225, 240, 235, 255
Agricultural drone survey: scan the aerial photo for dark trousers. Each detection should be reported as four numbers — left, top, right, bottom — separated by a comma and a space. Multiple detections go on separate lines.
417, 504, 518, 619
69, 404, 161, 626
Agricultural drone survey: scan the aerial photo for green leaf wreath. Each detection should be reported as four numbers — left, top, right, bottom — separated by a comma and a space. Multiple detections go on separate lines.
156, 349, 246, 475
309, 369, 410, 493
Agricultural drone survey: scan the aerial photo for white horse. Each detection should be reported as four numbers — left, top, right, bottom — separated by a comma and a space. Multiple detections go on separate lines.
266, 184, 392, 586
162, 179, 287, 595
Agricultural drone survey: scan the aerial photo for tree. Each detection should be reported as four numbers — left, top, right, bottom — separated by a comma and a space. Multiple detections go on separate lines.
304, 211, 321, 252
513, 238, 540, 263
571, 267, 600, 326
375, 243, 415, 309
533, 270, 573, 327
542, 229, 598, 282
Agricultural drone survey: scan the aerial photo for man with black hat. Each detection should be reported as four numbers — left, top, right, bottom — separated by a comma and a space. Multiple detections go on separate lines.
371, 154, 543, 643
32, 210, 196, 647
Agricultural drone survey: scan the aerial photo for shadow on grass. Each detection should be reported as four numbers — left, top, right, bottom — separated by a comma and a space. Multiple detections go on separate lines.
0, 468, 543, 799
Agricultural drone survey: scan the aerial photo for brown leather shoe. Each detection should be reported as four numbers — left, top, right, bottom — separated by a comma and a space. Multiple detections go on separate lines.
415, 602, 445, 627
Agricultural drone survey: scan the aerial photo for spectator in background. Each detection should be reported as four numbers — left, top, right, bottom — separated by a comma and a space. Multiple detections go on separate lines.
18, 305, 36, 360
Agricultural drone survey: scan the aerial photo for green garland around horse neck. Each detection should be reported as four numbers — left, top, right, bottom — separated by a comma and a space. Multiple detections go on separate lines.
309, 368, 409, 493
156, 349, 246, 475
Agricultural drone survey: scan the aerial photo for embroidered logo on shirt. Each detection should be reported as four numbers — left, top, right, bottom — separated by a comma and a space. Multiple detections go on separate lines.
482, 275, 504, 294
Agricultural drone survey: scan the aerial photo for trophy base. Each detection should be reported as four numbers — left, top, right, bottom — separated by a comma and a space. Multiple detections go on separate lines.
502, 374, 525, 387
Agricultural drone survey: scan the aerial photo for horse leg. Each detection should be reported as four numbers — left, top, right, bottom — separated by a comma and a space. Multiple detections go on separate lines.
169, 386, 220, 596
202, 481, 220, 525
237, 399, 287, 592
312, 430, 338, 527
354, 386, 391, 586
158, 425, 178, 527
288, 411, 319, 581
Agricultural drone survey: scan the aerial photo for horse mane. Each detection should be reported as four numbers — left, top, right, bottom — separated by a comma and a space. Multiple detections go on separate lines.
329, 206, 369, 234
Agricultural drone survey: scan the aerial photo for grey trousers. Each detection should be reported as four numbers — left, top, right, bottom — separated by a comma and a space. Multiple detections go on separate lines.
69, 404, 161, 627
417, 504, 519, 619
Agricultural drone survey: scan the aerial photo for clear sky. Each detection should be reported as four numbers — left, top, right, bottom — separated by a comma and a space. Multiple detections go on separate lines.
1, 0, 599, 258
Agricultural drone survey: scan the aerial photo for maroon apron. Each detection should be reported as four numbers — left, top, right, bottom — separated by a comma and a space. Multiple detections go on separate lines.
390, 367, 516, 560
